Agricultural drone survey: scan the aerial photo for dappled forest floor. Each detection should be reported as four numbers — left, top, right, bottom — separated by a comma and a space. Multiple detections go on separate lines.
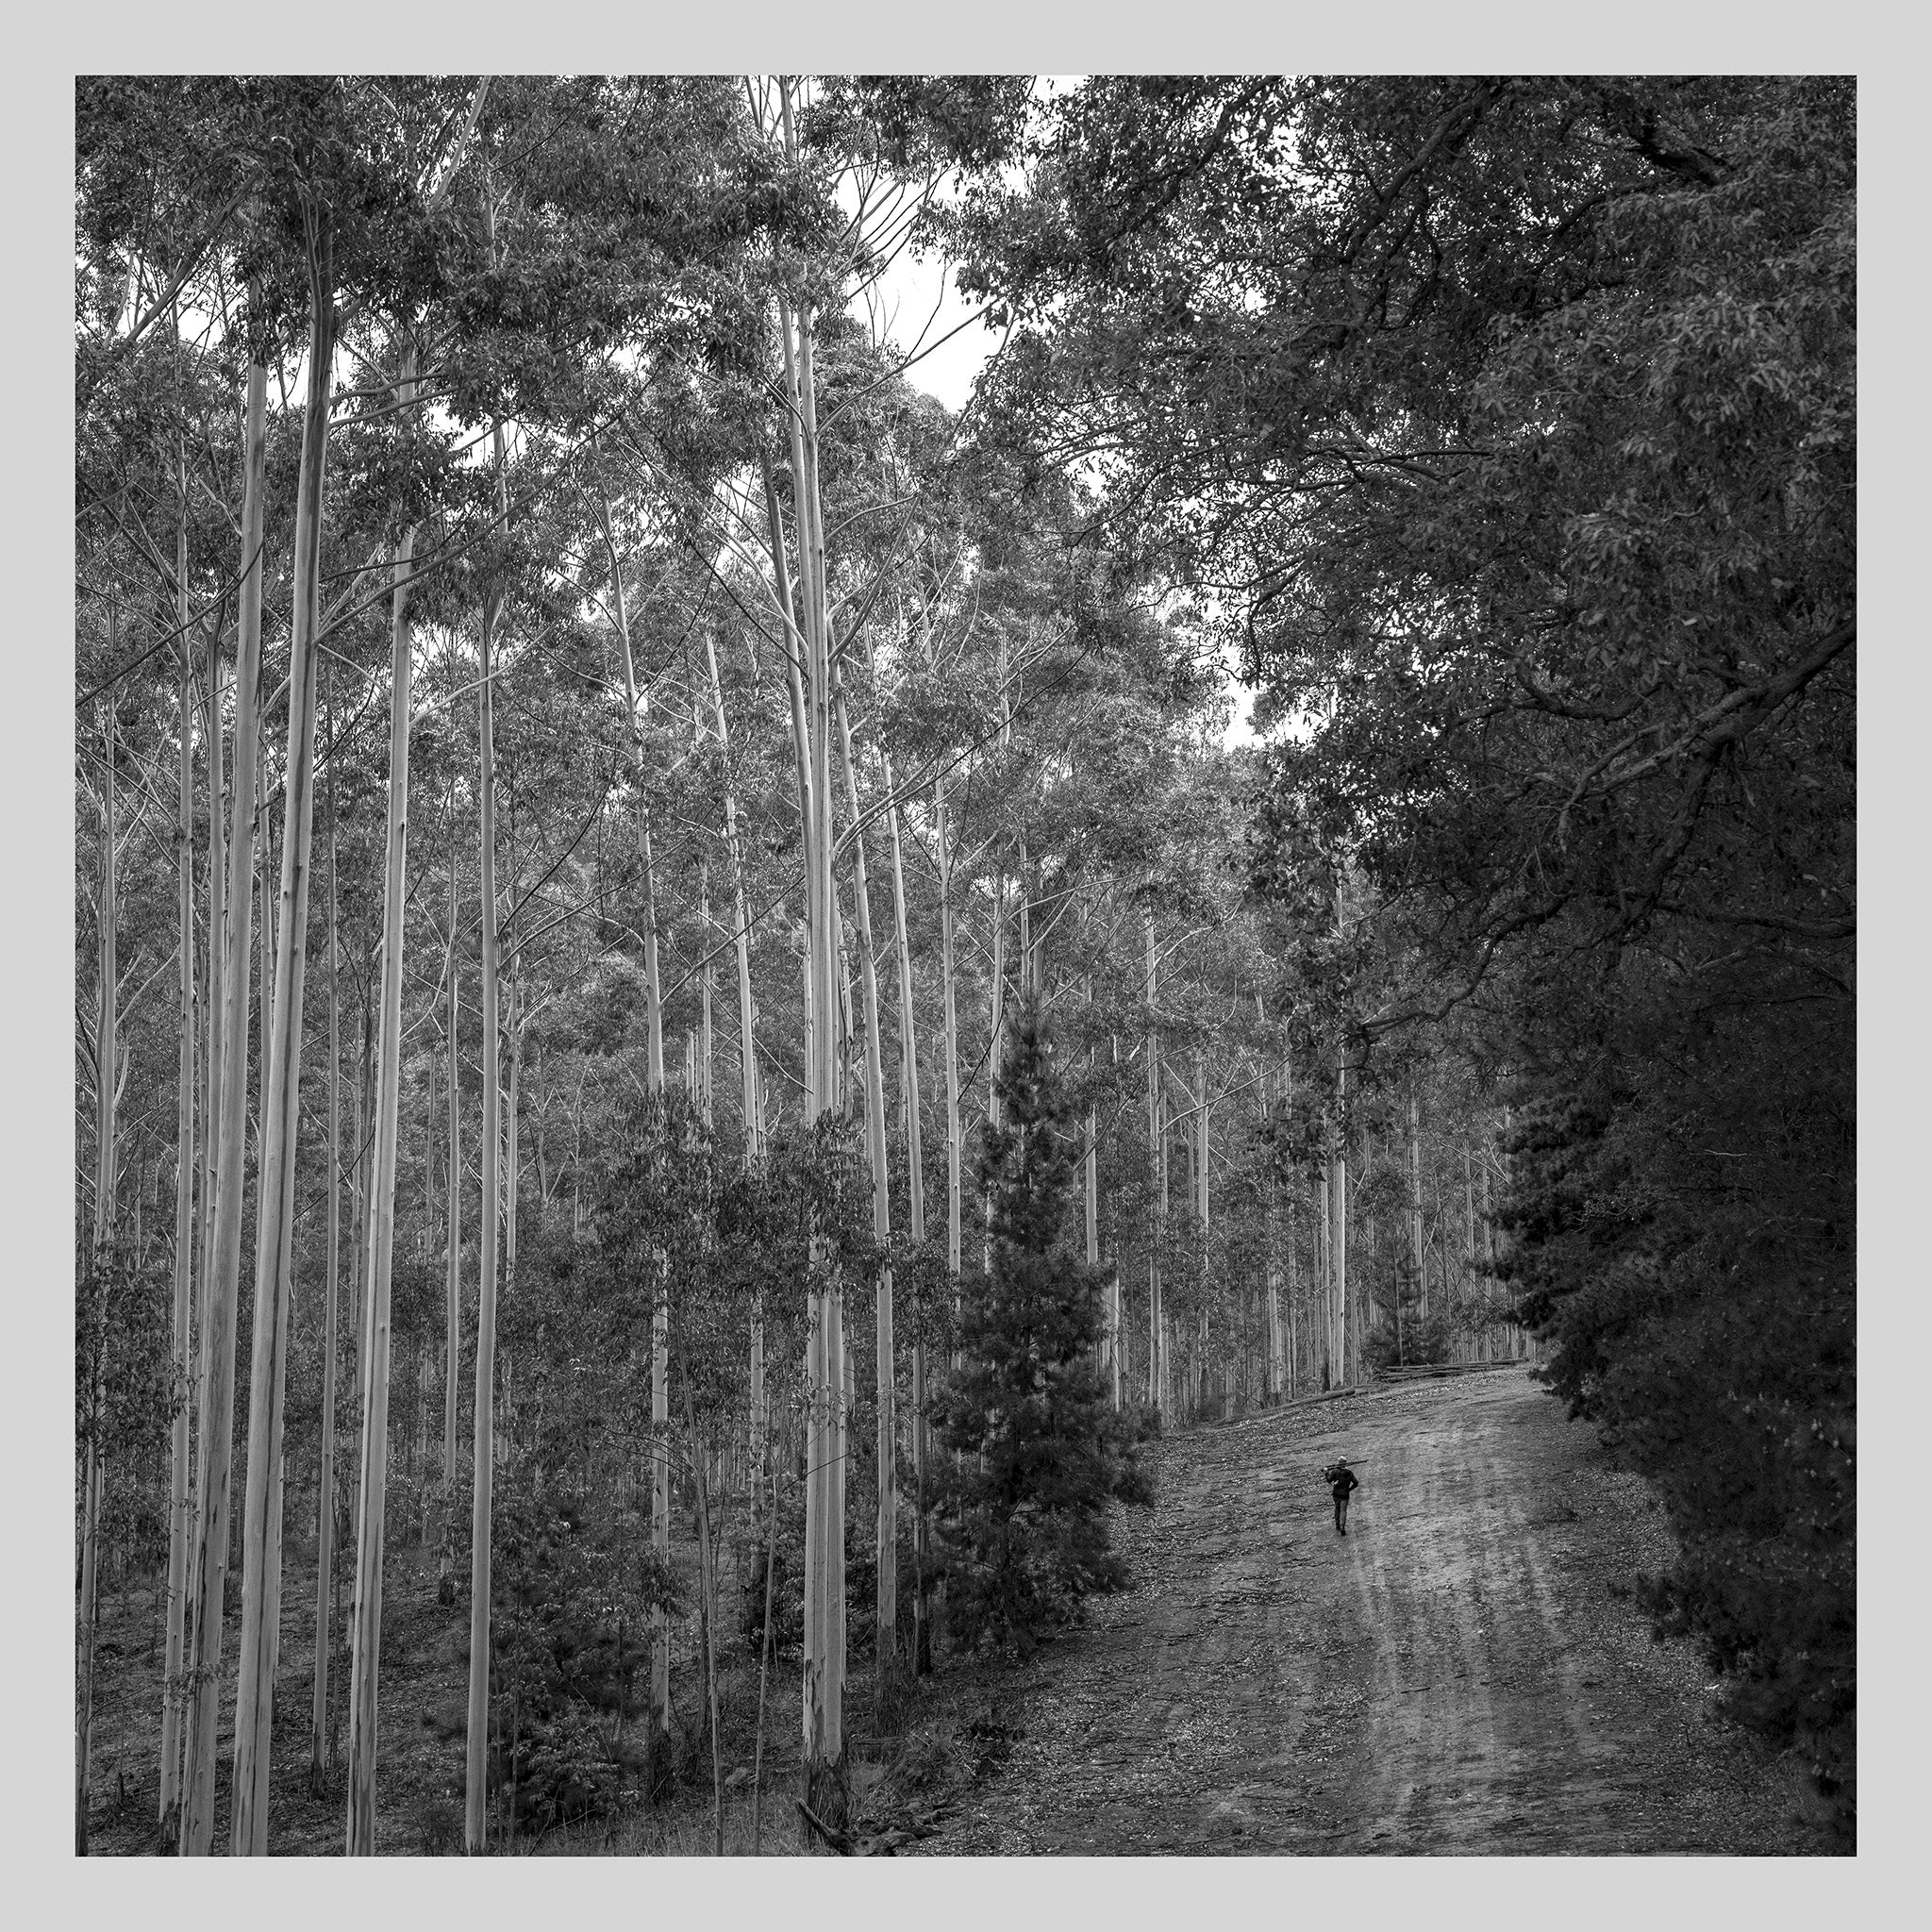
896, 1372, 1839, 1856
83, 1514, 831, 1856
83, 1370, 1836, 1856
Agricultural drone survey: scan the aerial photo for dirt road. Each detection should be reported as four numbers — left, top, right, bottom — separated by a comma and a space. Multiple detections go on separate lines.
910, 1370, 1825, 1855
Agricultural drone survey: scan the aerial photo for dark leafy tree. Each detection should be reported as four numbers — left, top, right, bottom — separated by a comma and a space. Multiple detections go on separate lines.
930, 996, 1143, 1652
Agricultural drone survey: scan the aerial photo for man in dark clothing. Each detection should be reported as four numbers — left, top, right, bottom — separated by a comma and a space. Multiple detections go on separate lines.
1325, 1458, 1359, 1534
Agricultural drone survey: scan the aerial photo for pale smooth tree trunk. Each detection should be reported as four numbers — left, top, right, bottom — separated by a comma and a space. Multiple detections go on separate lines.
758, 448, 817, 856
1144, 915, 1166, 1417
1109, 1032, 1123, 1407
344, 424, 419, 1854
1500, 1106, 1519, 1357
350, 975, 371, 1419
936, 771, 963, 1331
309, 668, 342, 1790
1084, 997, 1100, 1371
179, 340, 268, 1857
831, 668, 897, 1693
232, 225, 336, 1852
833, 891, 857, 1115
1409, 1086, 1425, 1341
1481, 1146, 1498, 1362
591, 464, 670, 1761
183, 629, 225, 1820
706, 632, 765, 1519
1196, 1049, 1211, 1324
1331, 1060, 1351, 1387
158, 535, 197, 1823
1313, 1172, 1328, 1385
505, 971, 523, 1287
465, 417, 509, 1856
699, 876, 715, 1128
774, 92, 848, 1827
257, 761, 271, 1178
1262, 1044, 1285, 1406
441, 778, 461, 1604
78, 684, 117, 1855
883, 757, 932, 1674
193, 647, 225, 1507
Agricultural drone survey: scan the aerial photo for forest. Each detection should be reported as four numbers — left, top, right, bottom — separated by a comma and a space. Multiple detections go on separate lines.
74, 75, 1854, 1856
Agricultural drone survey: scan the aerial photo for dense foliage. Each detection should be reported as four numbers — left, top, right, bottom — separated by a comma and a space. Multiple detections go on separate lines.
949, 75, 1856, 1829
74, 73, 1850, 1853
931, 998, 1143, 1651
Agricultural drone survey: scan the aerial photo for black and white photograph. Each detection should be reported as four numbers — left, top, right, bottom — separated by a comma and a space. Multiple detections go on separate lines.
66, 68, 1858, 1868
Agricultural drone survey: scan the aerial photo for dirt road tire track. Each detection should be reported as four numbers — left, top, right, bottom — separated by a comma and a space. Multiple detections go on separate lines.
911, 1372, 1826, 1856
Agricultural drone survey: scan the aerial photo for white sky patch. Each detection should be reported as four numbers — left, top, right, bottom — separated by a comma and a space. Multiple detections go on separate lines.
852, 233, 996, 418
841, 87, 1264, 765
1223, 666, 1261, 751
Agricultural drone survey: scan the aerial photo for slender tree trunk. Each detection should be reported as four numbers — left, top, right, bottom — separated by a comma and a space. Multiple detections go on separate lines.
751, 1455, 779, 1853
344, 431, 418, 1853
1327, 1036, 1350, 1388
192, 644, 226, 1586
78, 683, 117, 1855
758, 449, 817, 862
1286, 1176, 1299, 1400
309, 667, 342, 1792
505, 978, 522, 1291
682, 1375, 724, 1857
884, 756, 931, 1675
1409, 1086, 1426, 1342
706, 633, 766, 1528
159, 544, 197, 1824
1313, 1173, 1327, 1386
1144, 915, 1165, 1418
351, 979, 372, 1422
936, 772, 962, 1331
257, 759, 271, 1180
441, 777, 461, 1605
831, 669, 898, 1696
1197, 1054, 1211, 1406
464, 415, 508, 1856
1262, 1045, 1285, 1406
179, 338, 267, 1857
774, 103, 847, 1828
232, 217, 336, 1855
1481, 1146, 1498, 1362
1085, 976, 1102, 1382
591, 459, 670, 1763
1085, 1100, 1101, 1332
1108, 1033, 1123, 1409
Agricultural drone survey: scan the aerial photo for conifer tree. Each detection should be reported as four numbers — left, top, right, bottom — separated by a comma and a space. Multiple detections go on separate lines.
930, 995, 1138, 1652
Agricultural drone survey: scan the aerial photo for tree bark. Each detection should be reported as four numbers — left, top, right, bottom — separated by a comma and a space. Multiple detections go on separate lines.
178, 338, 267, 1857
1145, 915, 1166, 1418
464, 417, 508, 1856
705, 631, 765, 1527
441, 774, 461, 1604
232, 215, 336, 1854
345, 423, 419, 1853
78, 679, 117, 1855
310, 667, 342, 1791
591, 460, 670, 1760
774, 92, 847, 1826
883, 752, 932, 1674
192, 643, 225, 1578
831, 666, 897, 1693
159, 522, 197, 1824
1409, 1086, 1426, 1340
936, 771, 962, 1330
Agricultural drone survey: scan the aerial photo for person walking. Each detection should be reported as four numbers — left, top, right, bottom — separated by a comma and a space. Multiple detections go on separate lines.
1324, 1457, 1360, 1534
